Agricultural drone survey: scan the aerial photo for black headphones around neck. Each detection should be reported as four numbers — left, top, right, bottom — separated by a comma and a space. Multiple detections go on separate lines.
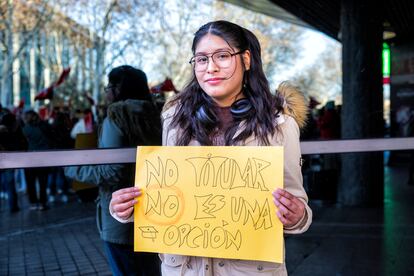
230, 98, 253, 120
195, 97, 253, 126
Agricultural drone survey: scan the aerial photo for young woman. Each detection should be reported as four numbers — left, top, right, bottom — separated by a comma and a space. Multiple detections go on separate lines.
110, 21, 312, 275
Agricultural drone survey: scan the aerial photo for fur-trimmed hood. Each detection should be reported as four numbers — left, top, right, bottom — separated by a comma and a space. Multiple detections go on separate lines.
107, 99, 161, 146
276, 81, 308, 129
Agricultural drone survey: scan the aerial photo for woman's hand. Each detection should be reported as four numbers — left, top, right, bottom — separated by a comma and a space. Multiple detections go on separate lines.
272, 188, 305, 228
110, 187, 142, 221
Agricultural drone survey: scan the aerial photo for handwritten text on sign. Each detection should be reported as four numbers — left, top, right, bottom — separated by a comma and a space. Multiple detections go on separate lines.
134, 146, 284, 263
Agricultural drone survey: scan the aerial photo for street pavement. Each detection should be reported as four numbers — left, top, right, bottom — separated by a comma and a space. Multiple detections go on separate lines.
0, 164, 413, 275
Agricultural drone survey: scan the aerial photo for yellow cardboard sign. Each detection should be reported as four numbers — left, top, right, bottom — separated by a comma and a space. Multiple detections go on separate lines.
134, 146, 284, 263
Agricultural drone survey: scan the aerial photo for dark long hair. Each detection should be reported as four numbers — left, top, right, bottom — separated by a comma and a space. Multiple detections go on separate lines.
108, 65, 151, 102
167, 20, 283, 145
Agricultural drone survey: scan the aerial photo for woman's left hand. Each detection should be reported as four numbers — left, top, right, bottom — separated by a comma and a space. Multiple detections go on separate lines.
272, 188, 305, 228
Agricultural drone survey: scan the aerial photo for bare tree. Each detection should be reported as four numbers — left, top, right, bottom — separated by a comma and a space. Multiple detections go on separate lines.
125, 0, 305, 91
0, 0, 320, 108
56, 0, 118, 105
52, 0, 162, 105
213, 1, 305, 89
0, 0, 54, 107
293, 41, 342, 104
132, 0, 211, 88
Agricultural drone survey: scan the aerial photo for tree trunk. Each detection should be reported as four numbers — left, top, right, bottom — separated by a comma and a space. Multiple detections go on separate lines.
1, 0, 14, 107
30, 35, 37, 106
93, 38, 105, 107
12, 32, 20, 106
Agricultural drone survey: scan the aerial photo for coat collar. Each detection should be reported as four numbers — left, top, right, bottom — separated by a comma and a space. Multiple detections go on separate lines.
231, 114, 286, 146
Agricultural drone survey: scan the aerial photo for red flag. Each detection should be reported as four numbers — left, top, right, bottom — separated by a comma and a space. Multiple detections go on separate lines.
309, 96, 321, 109
35, 67, 71, 101
150, 78, 178, 94
35, 86, 54, 101
12, 99, 25, 115
84, 112, 94, 132
55, 67, 71, 86
38, 106, 49, 120
18, 99, 25, 109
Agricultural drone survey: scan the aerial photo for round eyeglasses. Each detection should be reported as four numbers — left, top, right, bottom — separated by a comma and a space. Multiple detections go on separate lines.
189, 50, 244, 72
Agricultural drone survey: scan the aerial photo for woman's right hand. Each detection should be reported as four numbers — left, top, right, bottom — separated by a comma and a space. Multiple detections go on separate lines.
110, 187, 142, 221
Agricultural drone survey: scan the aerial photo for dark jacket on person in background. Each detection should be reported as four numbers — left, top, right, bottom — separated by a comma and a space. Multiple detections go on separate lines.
0, 112, 28, 151
65, 99, 161, 245
22, 120, 54, 151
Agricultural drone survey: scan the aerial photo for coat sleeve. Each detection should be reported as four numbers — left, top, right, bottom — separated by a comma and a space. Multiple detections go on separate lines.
64, 118, 124, 186
110, 108, 177, 223
280, 116, 312, 234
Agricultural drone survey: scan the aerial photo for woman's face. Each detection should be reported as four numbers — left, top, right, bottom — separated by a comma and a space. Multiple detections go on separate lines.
105, 82, 119, 104
194, 34, 250, 107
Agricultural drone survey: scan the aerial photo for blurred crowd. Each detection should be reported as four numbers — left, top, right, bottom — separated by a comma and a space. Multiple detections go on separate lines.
0, 104, 102, 213
300, 98, 342, 202
1, 94, 342, 211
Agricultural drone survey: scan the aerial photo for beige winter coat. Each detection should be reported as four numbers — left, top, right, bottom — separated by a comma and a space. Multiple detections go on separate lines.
110, 83, 313, 275
158, 107, 312, 276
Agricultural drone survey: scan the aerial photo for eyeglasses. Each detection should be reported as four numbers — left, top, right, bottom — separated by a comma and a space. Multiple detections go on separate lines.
189, 50, 245, 72
104, 85, 116, 92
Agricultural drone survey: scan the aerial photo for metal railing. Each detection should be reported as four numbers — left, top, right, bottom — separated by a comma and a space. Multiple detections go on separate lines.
1, 137, 413, 169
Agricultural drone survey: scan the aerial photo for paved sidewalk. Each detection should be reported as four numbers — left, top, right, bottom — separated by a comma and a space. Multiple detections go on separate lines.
0, 195, 111, 276
286, 165, 414, 275
0, 164, 413, 275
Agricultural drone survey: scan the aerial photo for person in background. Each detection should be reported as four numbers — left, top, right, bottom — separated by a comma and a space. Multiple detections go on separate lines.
48, 112, 74, 203
65, 65, 162, 276
22, 110, 54, 211
317, 100, 340, 140
109, 21, 312, 275
70, 108, 95, 139
0, 110, 28, 213
301, 96, 320, 140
